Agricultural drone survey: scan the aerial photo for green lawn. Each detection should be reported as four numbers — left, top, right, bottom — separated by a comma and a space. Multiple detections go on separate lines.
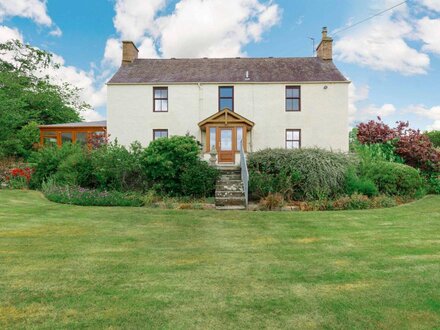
0, 190, 439, 329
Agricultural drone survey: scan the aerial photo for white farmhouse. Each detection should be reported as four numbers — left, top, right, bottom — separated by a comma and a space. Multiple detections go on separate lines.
107, 27, 349, 165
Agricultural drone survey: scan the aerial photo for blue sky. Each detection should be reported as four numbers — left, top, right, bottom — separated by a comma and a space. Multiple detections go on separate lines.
0, 0, 439, 130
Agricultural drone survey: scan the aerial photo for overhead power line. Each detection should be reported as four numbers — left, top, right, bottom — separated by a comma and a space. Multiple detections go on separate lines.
333, 0, 408, 35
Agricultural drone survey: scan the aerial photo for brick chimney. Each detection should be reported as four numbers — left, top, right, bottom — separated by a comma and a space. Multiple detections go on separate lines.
316, 27, 333, 60
122, 41, 138, 65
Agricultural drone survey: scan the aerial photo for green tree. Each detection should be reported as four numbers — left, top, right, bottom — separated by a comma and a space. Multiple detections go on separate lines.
0, 40, 88, 158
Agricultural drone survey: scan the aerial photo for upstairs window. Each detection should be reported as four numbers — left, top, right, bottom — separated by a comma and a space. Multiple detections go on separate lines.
219, 86, 234, 111
153, 87, 168, 112
286, 86, 301, 112
153, 129, 168, 140
286, 129, 301, 149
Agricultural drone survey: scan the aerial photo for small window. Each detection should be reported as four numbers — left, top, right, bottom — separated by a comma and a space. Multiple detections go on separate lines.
286, 86, 300, 112
286, 129, 301, 149
236, 127, 243, 151
153, 87, 168, 112
75, 132, 88, 145
153, 129, 168, 140
209, 127, 216, 150
219, 86, 234, 111
61, 132, 73, 144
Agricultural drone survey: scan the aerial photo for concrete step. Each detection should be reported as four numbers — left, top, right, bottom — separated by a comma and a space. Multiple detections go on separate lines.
220, 174, 242, 180
215, 190, 245, 198
216, 205, 246, 210
215, 196, 246, 207
216, 183, 244, 192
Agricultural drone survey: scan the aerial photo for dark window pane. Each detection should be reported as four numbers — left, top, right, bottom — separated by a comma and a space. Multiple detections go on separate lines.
220, 99, 233, 110
76, 132, 87, 145
61, 132, 73, 144
286, 99, 294, 111
220, 87, 233, 97
44, 137, 58, 145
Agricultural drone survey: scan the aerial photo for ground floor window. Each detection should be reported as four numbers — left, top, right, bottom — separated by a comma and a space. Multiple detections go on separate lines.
39, 129, 106, 147
153, 129, 168, 140
286, 129, 301, 149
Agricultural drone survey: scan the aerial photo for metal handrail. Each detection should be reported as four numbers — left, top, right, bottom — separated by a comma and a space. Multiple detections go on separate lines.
239, 139, 249, 208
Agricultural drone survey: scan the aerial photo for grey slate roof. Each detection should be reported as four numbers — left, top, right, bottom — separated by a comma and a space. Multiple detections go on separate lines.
39, 120, 107, 128
108, 57, 348, 84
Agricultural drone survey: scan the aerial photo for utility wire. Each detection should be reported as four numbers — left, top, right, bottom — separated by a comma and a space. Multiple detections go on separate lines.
333, 0, 408, 35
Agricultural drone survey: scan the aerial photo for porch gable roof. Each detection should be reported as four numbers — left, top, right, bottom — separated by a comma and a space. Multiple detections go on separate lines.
198, 109, 255, 129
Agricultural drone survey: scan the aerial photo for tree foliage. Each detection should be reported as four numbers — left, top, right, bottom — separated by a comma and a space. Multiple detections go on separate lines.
357, 117, 440, 173
0, 40, 87, 158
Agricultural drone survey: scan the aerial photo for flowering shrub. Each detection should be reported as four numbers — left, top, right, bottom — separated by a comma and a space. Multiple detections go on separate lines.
42, 182, 144, 207
357, 118, 440, 173
4, 167, 33, 189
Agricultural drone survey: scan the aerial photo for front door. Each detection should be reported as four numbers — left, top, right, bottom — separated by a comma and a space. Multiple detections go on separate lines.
218, 128, 234, 163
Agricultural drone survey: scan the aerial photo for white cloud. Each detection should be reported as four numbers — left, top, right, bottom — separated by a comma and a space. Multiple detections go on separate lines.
158, 0, 281, 58
49, 26, 62, 37
348, 82, 369, 123
416, 16, 440, 54
0, 0, 52, 26
334, 11, 430, 75
419, 0, 440, 12
104, 0, 281, 66
113, 0, 166, 42
0, 25, 23, 42
360, 103, 397, 119
406, 104, 440, 130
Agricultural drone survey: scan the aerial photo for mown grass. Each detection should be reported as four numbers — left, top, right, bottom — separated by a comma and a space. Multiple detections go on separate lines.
0, 190, 439, 329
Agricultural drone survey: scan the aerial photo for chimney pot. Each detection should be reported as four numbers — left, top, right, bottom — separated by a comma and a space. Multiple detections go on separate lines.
122, 41, 138, 65
316, 26, 333, 60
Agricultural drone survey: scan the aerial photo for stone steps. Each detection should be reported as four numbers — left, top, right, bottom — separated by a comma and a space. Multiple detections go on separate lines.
215, 167, 246, 210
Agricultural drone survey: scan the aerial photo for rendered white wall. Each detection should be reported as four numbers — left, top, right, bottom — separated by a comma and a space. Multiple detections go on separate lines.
107, 82, 349, 152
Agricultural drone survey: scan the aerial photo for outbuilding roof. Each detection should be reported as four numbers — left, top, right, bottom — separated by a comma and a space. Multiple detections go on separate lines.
108, 57, 348, 84
39, 120, 107, 128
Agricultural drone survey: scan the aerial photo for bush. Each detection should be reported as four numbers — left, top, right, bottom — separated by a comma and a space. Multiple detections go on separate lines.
361, 161, 423, 197
141, 135, 202, 195
426, 131, 440, 148
370, 195, 398, 208
91, 141, 146, 192
259, 193, 284, 210
249, 169, 300, 200
426, 174, 440, 194
248, 148, 354, 200
333, 193, 371, 210
42, 181, 143, 207
180, 160, 219, 198
344, 167, 378, 197
29, 143, 85, 189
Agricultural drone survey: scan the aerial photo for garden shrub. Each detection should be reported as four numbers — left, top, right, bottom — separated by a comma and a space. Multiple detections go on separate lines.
42, 181, 143, 207
5, 167, 33, 189
370, 195, 398, 209
259, 193, 284, 210
180, 160, 219, 198
333, 193, 370, 210
344, 167, 378, 197
91, 141, 146, 192
248, 148, 354, 200
361, 161, 423, 197
29, 143, 85, 189
141, 135, 202, 195
426, 130, 440, 148
52, 149, 96, 188
249, 169, 300, 200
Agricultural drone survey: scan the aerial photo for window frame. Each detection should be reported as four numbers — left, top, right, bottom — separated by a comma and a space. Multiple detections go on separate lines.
153, 129, 169, 140
285, 129, 301, 149
285, 86, 301, 112
153, 87, 169, 112
218, 86, 234, 112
